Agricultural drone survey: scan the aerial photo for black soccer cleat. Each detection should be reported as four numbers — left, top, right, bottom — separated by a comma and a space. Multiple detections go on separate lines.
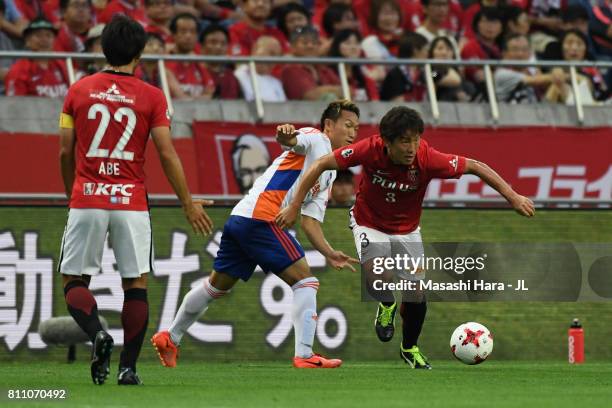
91, 331, 114, 385
374, 302, 397, 342
118, 367, 143, 385
400, 345, 432, 369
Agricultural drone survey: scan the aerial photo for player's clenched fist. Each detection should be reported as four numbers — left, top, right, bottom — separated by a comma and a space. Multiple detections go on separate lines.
184, 199, 214, 235
275, 203, 299, 229
510, 194, 535, 218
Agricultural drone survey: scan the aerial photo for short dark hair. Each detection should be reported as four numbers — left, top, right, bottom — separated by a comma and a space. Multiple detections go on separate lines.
472, 6, 504, 37
101, 15, 147, 66
427, 35, 456, 59
199, 23, 228, 43
169, 12, 199, 34
0, 0, 5, 14
501, 32, 527, 52
398, 32, 428, 58
379, 107, 424, 142
322, 3, 354, 37
320, 99, 360, 131
329, 28, 362, 58
276, 3, 310, 37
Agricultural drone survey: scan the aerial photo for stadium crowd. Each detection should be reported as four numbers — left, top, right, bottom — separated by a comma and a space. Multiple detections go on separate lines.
1, 0, 611, 104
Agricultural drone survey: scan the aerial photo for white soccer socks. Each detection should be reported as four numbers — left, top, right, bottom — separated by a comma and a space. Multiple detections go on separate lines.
291, 277, 320, 358
169, 277, 229, 345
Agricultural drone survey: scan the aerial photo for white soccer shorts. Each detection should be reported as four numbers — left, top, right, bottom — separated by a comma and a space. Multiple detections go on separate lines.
350, 212, 425, 281
58, 208, 153, 278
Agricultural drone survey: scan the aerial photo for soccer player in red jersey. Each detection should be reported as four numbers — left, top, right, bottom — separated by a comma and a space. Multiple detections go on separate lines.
58, 15, 212, 385
276, 106, 535, 369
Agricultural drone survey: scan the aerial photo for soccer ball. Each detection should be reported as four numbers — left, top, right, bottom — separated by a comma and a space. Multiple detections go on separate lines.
450, 322, 494, 365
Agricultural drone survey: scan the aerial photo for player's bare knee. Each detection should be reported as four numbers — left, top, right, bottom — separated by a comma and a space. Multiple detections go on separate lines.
209, 270, 238, 291
62, 274, 91, 288
121, 273, 148, 290
278, 258, 312, 286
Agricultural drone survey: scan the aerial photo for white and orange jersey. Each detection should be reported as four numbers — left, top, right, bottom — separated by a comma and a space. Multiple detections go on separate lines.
232, 127, 336, 223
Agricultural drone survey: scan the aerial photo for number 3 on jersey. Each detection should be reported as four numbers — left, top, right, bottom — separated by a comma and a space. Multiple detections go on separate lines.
385, 192, 396, 203
87, 103, 136, 161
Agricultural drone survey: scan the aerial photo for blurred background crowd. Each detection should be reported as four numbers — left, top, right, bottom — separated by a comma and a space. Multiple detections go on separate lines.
1, 0, 611, 104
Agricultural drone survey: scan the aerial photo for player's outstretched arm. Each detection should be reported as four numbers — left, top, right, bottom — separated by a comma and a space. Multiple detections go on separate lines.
275, 123, 299, 147
59, 127, 76, 199
465, 159, 535, 217
301, 215, 359, 272
275, 153, 340, 229
151, 126, 214, 235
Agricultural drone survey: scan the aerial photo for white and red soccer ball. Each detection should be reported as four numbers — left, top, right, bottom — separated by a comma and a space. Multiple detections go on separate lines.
450, 322, 494, 365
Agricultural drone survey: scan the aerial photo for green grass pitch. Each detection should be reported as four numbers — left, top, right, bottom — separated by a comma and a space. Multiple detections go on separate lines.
1, 361, 612, 408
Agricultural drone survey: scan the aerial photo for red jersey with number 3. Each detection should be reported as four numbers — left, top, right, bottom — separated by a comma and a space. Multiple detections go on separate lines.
61, 71, 170, 211
333, 134, 466, 234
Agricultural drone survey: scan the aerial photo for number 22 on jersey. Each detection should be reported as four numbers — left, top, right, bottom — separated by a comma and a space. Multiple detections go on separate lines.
86, 103, 136, 161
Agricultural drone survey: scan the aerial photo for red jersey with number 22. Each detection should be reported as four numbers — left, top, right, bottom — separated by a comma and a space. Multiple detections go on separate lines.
333, 135, 467, 234
61, 71, 171, 211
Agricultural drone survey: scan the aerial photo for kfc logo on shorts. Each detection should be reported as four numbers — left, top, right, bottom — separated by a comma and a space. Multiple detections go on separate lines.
341, 148, 353, 158
83, 183, 95, 195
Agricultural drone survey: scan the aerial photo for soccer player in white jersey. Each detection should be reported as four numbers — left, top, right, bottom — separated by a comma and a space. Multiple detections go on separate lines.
152, 100, 360, 368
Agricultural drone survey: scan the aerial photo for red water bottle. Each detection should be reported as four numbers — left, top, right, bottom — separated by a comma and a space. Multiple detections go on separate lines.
568, 318, 584, 364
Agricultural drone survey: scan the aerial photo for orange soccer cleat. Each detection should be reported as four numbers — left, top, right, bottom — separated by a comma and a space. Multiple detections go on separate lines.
151, 331, 179, 368
293, 353, 343, 369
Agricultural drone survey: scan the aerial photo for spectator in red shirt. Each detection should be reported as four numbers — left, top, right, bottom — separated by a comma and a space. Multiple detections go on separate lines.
415, 0, 460, 52
5, 18, 69, 97
462, 0, 505, 40
590, 0, 612, 57
144, 0, 174, 44
276, 2, 310, 43
53, 0, 92, 52
228, 0, 287, 55
200, 23, 242, 99
460, 7, 503, 84
167, 12, 215, 98
98, 0, 148, 25
361, 0, 403, 59
136, 32, 187, 98
329, 28, 379, 101
281, 25, 342, 100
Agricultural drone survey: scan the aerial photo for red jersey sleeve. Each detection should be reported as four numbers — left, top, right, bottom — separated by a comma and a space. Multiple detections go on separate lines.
281, 65, 316, 100
4, 61, 29, 96
425, 145, 466, 179
149, 88, 171, 128
333, 137, 371, 169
